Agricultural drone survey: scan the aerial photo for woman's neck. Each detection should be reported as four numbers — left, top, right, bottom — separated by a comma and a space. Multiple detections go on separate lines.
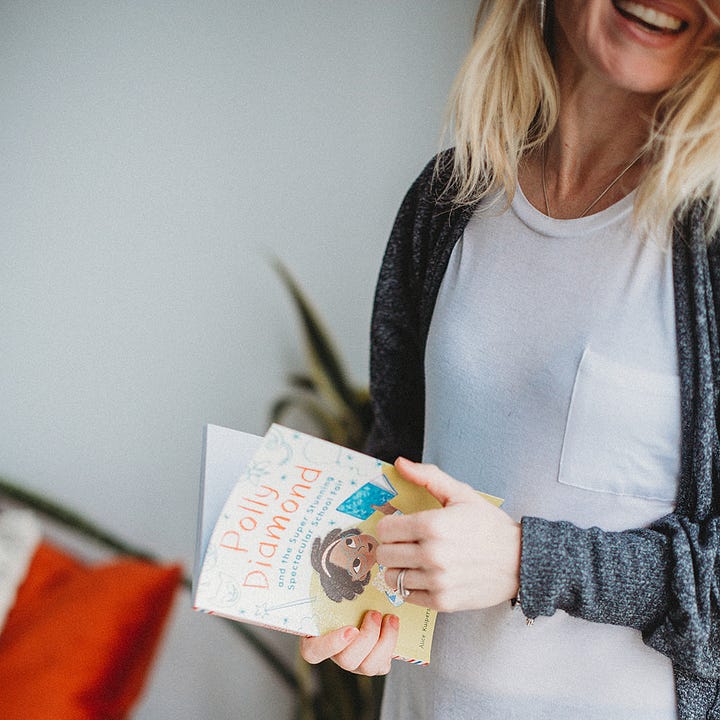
520, 22, 663, 219
520, 67, 659, 218
552, 45, 657, 172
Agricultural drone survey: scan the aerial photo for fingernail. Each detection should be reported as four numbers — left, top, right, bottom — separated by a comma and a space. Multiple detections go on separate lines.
343, 626, 359, 642
388, 614, 400, 630
367, 610, 382, 626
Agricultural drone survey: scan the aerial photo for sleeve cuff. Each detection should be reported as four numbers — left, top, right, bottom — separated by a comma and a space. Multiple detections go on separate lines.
519, 515, 579, 619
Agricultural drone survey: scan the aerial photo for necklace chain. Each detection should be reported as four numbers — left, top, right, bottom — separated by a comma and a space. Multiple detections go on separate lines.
540, 144, 645, 218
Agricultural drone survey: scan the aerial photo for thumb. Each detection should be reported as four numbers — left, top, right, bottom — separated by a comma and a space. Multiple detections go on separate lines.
394, 457, 476, 507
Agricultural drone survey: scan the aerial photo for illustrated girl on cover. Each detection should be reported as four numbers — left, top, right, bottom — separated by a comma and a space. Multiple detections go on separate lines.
311, 501, 403, 606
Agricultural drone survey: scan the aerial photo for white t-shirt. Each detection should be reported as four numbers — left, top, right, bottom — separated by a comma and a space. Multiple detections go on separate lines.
380, 186, 681, 719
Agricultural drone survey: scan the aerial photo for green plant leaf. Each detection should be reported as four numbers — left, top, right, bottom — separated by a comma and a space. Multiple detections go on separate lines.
289, 373, 316, 391
272, 259, 363, 419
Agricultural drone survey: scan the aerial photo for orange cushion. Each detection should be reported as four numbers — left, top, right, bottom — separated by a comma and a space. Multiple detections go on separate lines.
0, 541, 181, 720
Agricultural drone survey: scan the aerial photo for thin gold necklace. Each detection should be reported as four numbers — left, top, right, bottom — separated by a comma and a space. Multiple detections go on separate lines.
541, 144, 645, 218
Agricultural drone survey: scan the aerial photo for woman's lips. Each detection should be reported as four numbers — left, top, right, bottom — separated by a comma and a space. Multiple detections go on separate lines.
612, 0, 687, 33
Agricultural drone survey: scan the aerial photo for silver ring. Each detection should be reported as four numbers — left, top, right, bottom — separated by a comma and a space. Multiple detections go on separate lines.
396, 569, 411, 598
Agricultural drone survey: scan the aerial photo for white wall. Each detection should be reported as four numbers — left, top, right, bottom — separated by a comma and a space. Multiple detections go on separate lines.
0, 1, 477, 717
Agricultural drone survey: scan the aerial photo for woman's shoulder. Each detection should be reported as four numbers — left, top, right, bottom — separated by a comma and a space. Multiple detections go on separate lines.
408, 148, 456, 203
390, 148, 464, 241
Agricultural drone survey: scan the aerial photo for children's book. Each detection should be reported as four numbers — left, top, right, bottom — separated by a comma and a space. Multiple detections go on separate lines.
193, 423, 502, 666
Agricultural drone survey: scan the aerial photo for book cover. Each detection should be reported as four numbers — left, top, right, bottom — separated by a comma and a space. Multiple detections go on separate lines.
193, 423, 502, 666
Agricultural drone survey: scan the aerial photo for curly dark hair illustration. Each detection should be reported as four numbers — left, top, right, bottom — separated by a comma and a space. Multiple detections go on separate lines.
311, 527, 373, 602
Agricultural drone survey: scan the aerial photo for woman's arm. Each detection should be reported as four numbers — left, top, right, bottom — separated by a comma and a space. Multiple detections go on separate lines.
520, 511, 720, 679
363, 157, 439, 464
377, 459, 720, 680
364, 150, 472, 464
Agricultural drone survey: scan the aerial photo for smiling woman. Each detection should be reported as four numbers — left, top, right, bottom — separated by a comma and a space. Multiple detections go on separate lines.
446, 0, 720, 229
552, 0, 720, 93
298, 1, 720, 719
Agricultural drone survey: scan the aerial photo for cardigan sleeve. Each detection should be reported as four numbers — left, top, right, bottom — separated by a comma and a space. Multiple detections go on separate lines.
364, 157, 441, 464
519, 514, 720, 679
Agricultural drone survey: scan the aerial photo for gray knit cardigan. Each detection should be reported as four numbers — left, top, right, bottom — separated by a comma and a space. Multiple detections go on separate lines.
365, 154, 720, 719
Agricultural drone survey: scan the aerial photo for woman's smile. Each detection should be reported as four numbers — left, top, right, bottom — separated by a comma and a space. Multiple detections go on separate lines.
613, 1, 686, 33
553, 0, 720, 93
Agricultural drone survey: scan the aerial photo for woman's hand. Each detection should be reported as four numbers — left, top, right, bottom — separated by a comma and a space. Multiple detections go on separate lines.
299, 610, 400, 676
377, 457, 521, 613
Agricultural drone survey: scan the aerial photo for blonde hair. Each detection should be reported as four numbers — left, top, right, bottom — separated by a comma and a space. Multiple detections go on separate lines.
442, 0, 720, 241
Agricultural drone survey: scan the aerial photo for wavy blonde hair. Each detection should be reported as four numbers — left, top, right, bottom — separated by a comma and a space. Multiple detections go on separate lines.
442, 0, 720, 241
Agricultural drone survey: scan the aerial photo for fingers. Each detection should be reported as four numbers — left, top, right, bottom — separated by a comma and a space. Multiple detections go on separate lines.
300, 626, 360, 665
333, 611, 399, 675
377, 458, 476, 544
299, 612, 400, 676
382, 567, 423, 595
378, 570, 438, 612
394, 457, 477, 507
376, 513, 418, 543
391, 588, 435, 609
376, 540, 421, 569
360, 614, 400, 673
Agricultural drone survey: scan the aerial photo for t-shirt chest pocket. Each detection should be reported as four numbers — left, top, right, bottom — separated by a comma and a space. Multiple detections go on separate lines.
558, 346, 681, 503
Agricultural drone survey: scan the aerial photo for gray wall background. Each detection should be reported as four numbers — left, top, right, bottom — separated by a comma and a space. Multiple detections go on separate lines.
1, 2, 477, 717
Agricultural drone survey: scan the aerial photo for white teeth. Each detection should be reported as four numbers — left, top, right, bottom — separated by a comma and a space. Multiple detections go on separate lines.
615, 0, 683, 30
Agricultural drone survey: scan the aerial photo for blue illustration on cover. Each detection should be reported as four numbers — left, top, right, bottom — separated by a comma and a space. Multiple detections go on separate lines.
336, 474, 397, 521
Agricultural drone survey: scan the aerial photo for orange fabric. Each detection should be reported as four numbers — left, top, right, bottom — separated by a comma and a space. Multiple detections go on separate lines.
0, 541, 181, 720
